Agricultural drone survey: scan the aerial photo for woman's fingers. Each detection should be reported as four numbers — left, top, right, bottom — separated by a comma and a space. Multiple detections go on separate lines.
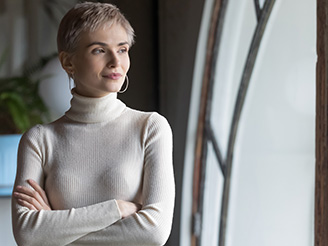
27, 179, 50, 206
15, 185, 43, 205
13, 189, 43, 210
17, 199, 37, 211
13, 180, 51, 211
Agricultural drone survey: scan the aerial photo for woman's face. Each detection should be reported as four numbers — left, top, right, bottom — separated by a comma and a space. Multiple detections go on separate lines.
68, 23, 130, 97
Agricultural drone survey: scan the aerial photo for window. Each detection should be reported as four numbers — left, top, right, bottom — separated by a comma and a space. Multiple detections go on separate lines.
181, 0, 316, 245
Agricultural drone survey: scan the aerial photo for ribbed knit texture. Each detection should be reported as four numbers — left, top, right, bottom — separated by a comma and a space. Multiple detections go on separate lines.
12, 91, 175, 246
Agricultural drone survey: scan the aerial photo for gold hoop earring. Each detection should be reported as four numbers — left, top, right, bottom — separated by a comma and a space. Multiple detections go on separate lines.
118, 75, 129, 93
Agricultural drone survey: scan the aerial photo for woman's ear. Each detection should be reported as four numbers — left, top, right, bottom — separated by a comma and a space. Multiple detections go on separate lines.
59, 51, 74, 76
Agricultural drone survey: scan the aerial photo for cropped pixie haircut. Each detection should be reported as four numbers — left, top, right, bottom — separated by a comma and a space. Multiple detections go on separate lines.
57, 2, 135, 54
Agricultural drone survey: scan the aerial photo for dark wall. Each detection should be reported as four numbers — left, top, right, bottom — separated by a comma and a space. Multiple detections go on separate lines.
109, 0, 205, 244
158, 1, 205, 245
109, 0, 159, 111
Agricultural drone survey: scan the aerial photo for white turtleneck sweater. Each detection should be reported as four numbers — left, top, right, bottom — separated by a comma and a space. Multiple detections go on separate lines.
12, 91, 175, 246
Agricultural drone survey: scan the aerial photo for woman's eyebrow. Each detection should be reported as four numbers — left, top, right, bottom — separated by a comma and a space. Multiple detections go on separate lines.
118, 41, 129, 46
87, 41, 129, 47
87, 42, 107, 47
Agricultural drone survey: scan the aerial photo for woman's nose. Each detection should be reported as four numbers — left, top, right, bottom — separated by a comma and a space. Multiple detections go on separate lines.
107, 53, 120, 67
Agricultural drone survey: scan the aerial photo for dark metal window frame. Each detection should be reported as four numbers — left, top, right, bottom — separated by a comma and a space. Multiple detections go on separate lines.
192, 0, 276, 245
315, 0, 328, 245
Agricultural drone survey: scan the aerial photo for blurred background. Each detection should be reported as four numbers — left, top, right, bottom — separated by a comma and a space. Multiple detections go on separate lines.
0, 0, 316, 246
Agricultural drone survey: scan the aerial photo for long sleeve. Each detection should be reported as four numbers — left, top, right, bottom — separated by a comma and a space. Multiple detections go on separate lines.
12, 91, 175, 246
70, 113, 175, 246
12, 126, 122, 246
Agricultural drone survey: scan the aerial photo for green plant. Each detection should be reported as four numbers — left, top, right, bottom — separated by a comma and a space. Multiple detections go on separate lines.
0, 55, 53, 134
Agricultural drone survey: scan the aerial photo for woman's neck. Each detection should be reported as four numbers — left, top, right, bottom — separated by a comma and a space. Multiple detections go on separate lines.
65, 90, 126, 123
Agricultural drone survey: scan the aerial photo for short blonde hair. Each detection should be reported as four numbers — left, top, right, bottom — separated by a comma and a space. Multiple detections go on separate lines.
57, 2, 135, 53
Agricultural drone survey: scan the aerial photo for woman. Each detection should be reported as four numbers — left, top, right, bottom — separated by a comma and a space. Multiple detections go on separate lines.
11, 2, 175, 246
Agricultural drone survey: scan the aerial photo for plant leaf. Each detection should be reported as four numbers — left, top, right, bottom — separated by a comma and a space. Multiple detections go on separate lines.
0, 92, 30, 132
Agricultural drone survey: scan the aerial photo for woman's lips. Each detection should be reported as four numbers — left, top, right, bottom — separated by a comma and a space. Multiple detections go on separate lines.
104, 73, 122, 80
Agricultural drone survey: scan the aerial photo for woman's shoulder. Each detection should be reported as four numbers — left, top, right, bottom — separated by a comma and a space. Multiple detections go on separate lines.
19, 124, 44, 149
21, 124, 43, 139
124, 107, 170, 127
22, 116, 66, 140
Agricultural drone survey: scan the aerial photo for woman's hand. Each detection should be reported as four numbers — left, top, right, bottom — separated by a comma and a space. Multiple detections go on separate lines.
116, 200, 142, 219
13, 179, 52, 211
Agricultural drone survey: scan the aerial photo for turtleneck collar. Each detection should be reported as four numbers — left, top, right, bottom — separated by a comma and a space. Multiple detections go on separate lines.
65, 90, 126, 123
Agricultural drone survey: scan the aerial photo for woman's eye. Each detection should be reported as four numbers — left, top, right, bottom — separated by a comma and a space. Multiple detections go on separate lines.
92, 48, 105, 54
118, 48, 128, 54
